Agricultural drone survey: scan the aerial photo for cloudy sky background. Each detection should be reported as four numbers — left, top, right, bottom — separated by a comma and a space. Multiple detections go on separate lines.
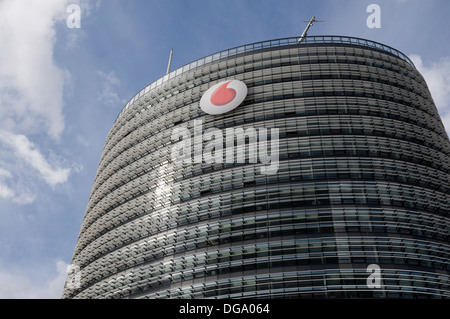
0, 0, 449, 298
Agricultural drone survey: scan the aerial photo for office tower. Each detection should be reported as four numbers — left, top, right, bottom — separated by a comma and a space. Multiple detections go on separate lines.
63, 36, 450, 299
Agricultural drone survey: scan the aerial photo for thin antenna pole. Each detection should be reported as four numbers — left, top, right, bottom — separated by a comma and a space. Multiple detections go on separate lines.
297, 16, 324, 44
166, 49, 173, 75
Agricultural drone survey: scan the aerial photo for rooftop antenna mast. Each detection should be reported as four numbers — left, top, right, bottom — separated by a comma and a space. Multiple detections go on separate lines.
297, 16, 324, 44
166, 49, 173, 75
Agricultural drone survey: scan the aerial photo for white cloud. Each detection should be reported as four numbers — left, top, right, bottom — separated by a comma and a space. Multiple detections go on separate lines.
410, 54, 450, 135
0, 0, 83, 204
0, 181, 15, 200
0, 168, 35, 205
97, 70, 123, 106
410, 55, 450, 110
0, 131, 70, 187
0, 261, 68, 299
0, 182, 36, 206
0, 0, 72, 139
0, 169, 12, 179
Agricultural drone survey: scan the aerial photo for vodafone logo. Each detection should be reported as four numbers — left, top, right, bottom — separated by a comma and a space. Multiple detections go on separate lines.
200, 80, 247, 115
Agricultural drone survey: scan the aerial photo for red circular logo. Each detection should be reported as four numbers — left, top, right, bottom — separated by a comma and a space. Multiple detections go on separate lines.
200, 80, 247, 115
210, 81, 237, 106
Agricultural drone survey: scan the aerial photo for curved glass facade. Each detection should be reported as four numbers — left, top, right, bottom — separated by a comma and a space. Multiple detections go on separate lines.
63, 36, 450, 299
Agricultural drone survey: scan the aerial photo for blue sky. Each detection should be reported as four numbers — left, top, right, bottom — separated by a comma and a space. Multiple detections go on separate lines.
0, 0, 449, 298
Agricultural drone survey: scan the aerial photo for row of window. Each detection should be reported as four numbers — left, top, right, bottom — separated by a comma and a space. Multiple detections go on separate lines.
105, 48, 432, 158
111, 43, 421, 138
74, 203, 450, 269
142, 268, 449, 299
115, 38, 416, 116
75, 209, 449, 272
77, 228, 450, 273
175, 157, 450, 190
69, 237, 450, 296
91, 114, 448, 211
146, 288, 447, 300
86, 139, 450, 222
94, 92, 442, 202
105, 112, 448, 175
204, 45, 415, 80
84, 133, 450, 231
245, 65, 425, 96
79, 151, 450, 244
75, 208, 450, 272
77, 174, 450, 254
68, 244, 450, 299
94, 97, 446, 206
99, 161, 450, 213
104, 77, 438, 168
103, 93, 444, 174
